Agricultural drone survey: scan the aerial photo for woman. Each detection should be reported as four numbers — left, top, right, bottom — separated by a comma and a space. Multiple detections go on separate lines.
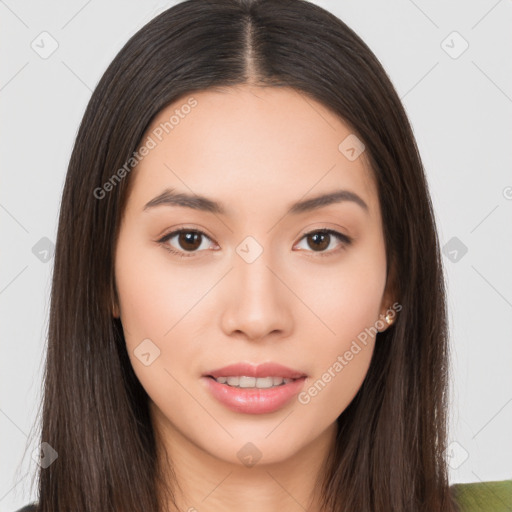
16, 0, 467, 510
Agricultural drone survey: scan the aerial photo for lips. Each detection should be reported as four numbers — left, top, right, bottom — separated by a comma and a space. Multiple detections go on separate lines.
204, 362, 307, 380
201, 362, 307, 414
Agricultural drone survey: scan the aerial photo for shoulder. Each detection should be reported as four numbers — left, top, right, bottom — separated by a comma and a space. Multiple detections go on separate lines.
450, 479, 512, 511
12, 504, 38, 512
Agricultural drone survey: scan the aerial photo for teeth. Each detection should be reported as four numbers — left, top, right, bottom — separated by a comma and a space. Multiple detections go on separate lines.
213, 376, 294, 388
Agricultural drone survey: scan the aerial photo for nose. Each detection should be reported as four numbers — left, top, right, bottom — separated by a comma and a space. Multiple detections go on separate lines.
219, 249, 294, 342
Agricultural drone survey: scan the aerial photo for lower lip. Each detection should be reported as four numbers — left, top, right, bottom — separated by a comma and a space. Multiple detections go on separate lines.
202, 376, 307, 414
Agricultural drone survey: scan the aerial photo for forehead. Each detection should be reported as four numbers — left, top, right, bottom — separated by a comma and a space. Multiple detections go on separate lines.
126, 85, 379, 219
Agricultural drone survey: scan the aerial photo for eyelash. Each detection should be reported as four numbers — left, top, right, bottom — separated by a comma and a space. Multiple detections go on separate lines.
157, 226, 353, 259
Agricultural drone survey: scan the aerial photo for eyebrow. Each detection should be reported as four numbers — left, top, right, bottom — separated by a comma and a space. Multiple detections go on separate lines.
143, 187, 369, 216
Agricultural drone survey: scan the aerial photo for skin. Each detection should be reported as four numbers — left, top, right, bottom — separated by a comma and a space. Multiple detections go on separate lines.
113, 84, 396, 512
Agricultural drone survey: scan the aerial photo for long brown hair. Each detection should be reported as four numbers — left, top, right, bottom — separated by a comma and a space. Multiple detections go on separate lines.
27, 0, 458, 510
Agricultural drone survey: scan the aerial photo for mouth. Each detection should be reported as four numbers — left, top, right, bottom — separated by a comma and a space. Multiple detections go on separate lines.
201, 362, 307, 414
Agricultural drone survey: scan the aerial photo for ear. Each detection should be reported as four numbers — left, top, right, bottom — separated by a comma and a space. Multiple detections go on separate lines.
112, 300, 120, 318
377, 260, 399, 333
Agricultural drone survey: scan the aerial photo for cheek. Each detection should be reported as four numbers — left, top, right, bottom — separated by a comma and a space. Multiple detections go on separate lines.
114, 226, 223, 371
115, 258, 169, 344
293, 245, 386, 414
296, 282, 379, 421
296, 242, 386, 347
114, 235, 206, 413
114, 231, 200, 344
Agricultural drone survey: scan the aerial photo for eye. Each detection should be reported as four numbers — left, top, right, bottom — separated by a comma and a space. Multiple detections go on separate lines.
158, 228, 216, 258
294, 228, 352, 257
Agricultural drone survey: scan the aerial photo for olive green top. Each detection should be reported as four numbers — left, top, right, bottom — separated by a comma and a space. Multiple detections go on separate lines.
451, 480, 512, 511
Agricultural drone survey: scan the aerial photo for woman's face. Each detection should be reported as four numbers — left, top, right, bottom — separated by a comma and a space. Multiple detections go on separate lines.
113, 85, 394, 467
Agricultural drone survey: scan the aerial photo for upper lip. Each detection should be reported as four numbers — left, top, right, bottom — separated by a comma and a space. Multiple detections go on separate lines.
205, 362, 307, 380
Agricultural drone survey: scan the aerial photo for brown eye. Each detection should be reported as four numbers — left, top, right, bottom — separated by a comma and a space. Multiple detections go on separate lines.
295, 229, 352, 256
158, 229, 215, 258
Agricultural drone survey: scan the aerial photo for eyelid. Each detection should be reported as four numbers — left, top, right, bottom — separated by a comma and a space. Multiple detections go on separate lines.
157, 225, 353, 258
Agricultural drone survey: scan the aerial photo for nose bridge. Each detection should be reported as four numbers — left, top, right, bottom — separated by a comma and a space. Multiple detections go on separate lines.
236, 241, 285, 309
234, 232, 280, 292
220, 238, 292, 339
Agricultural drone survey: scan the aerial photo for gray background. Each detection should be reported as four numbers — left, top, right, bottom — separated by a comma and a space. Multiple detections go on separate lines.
1, 0, 511, 510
